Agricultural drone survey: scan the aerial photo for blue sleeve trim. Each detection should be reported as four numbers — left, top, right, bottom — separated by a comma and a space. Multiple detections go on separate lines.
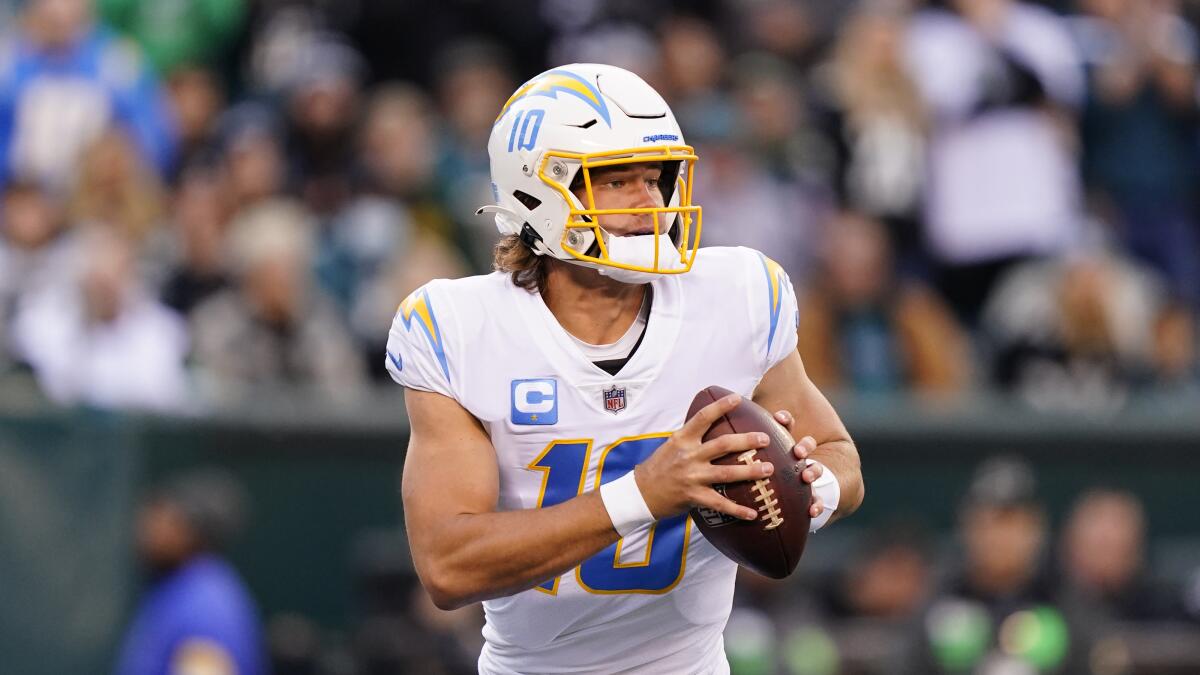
758, 253, 785, 360
398, 287, 451, 384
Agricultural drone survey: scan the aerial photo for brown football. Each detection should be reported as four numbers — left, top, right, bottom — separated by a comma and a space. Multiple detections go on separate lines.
687, 385, 811, 578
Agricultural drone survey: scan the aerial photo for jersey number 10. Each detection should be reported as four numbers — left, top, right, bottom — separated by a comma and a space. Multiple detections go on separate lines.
529, 434, 692, 595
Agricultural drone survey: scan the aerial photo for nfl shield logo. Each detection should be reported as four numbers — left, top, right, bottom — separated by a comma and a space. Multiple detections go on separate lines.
603, 385, 627, 414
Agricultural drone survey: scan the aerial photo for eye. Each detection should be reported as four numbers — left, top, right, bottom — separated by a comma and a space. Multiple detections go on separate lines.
605, 179, 626, 189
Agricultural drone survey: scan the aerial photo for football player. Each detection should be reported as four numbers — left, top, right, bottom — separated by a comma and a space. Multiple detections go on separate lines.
387, 64, 863, 674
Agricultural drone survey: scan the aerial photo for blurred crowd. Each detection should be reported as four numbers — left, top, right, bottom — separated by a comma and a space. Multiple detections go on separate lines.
2, 0, 1200, 413
5, 2, 1199, 673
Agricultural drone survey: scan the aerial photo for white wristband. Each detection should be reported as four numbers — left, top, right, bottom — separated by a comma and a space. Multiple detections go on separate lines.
600, 471, 656, 537
806, 460, 841, 533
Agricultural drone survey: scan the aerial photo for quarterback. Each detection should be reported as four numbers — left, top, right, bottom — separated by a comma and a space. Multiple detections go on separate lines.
387, 64, 863, 674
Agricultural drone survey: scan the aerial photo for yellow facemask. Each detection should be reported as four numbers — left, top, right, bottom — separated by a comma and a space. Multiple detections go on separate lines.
538, 145, 702, 275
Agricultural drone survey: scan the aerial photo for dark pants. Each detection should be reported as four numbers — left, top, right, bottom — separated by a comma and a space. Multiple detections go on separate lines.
934, 254, 1030, 329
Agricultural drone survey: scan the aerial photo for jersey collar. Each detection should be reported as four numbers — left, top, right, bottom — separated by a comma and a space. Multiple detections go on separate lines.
515, 273, 683, 391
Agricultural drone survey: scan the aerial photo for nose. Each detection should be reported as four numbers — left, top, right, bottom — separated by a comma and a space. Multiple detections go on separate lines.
628, 180, 660, 232
633, 177, 659, 208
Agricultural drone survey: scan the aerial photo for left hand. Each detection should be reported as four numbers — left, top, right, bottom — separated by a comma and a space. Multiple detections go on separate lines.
774, 410, 825, 519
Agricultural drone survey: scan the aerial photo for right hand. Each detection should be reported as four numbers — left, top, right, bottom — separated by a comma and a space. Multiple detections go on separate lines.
633, 394, 773, 521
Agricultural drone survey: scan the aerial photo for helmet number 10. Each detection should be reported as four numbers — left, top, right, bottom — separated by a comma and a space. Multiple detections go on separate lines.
507, 109, 545, 153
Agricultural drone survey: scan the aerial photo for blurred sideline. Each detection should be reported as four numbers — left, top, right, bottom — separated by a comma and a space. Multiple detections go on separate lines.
4, 378, 1200, 674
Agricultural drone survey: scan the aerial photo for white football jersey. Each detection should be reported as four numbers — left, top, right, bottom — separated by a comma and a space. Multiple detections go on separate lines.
386, 246, 799, 674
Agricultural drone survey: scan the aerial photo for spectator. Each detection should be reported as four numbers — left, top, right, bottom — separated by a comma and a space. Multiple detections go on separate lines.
657, 15, 733, 141
1060, 488, 1182, 621
316, 194, 410, 316
190, 199, 366, 398
97, 0, 245, 76
280, 33, 365, 218
905, 457, 1094, 674
739, 0, 818, 68
797, 213, 971, 395
0, 179, 77, 370
731, 53, 830, 186
0, 0, 176, 190
9, 226, 190, 410
357, 84, 456, 242
158, 157, 232, 316
826, 522, 933, 621
67, 127, 166, 242
981, 250, 1183, 411
432, 40, 515, 273
814, 1, 928, 277
905, 0, 1086, 325
691, 54, 830, 283
165, 67, 226, 177
1072, 0, 1200, 310
216, 102, 286, 212
115, 468, 266, 675
433, 41, 512, 157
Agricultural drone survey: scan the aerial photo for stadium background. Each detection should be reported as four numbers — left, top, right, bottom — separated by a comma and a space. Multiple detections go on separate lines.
2, 0, 1200, 673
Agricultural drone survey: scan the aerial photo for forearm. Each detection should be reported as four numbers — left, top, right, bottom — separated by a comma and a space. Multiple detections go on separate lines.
410, 491, 620, 608
811, 438, 863, 522
753, 351, 864, 524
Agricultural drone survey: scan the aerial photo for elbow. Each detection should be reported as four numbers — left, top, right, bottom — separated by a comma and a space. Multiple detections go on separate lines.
842, 452, 865, 516
420, 566, 476, 611
832, 450, 865, 519
417, 566, 468, 610
427, 587, 470, 612
410, 530, 489, 610
845, 441, 865, 514
848, 475, 865, 514
841, 463, 865, 516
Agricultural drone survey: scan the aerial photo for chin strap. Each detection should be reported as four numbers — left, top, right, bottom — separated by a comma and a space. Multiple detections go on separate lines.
519, 223, 545, 251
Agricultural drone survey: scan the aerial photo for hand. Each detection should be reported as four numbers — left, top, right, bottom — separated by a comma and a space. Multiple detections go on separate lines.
774, 410, 826, 520
635, 394, 773, 522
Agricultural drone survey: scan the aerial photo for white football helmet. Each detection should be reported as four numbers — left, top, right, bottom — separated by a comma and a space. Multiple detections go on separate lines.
478, 64, 702, 282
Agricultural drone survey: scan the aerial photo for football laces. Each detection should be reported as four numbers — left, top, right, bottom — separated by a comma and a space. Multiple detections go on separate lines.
736, 450, 784, 530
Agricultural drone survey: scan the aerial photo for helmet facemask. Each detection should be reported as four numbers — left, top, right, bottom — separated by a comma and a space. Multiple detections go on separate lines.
541, 145, 702, 277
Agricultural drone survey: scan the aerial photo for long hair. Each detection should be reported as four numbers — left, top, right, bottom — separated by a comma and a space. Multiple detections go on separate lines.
494, 168, 594, 293
493, 234, 550, 293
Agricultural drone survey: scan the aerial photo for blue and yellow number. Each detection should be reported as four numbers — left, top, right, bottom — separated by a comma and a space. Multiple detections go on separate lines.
529, 440, 592, 594
507, 109, 545, 152
529, 433, 691, 595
